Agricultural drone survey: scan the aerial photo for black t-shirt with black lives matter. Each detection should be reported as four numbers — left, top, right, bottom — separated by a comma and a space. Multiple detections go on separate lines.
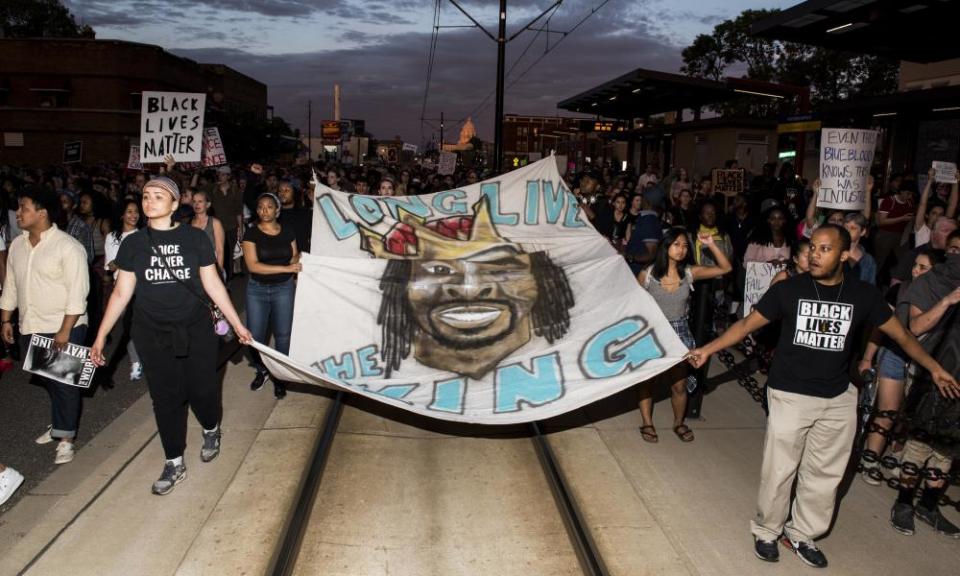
116, 225, 216, 325
754, 272, 892, 398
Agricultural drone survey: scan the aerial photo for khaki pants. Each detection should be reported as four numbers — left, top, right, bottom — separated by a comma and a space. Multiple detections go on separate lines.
901, 439, 952, 481
751, 385, 858, 543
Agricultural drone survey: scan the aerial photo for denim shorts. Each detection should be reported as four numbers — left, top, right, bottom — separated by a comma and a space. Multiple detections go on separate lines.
877, 346, 907, 381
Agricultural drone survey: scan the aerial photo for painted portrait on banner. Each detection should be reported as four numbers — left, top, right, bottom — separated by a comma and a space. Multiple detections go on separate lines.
254, 157, 688, 424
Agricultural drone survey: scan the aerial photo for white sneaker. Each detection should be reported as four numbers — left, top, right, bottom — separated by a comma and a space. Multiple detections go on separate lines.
54, 441, 75, 465
35, 425, 54, 445
0, 467, 25, 506
130, 362, 143, 381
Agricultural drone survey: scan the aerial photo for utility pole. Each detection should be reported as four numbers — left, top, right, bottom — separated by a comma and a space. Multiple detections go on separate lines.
493, 0, 506, 174
444, 0, 560, 174
307, 100, 312, 162
440, 111, 445, 150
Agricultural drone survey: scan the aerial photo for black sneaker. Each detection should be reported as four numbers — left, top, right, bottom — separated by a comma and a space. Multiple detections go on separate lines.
915, 505, 960, 538
250, 370, 268, 391
151, 461, 186, 495
890, 502, 915, 535
200, 428, 221, 463
274, 381, 286, 399
781, 537, 827, 568
754, 537, 779, 562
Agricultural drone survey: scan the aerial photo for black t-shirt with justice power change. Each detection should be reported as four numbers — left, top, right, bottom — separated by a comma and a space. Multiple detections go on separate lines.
754, 272, 892, 398
116, 224, 216, 325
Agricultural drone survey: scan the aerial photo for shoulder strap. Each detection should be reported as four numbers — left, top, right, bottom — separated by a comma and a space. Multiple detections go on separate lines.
146, 228, 214, 311
641, 265, 653, 288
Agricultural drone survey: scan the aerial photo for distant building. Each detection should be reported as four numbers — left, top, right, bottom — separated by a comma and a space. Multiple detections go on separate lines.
502, 114, 624, 172
0, 38, 267, 165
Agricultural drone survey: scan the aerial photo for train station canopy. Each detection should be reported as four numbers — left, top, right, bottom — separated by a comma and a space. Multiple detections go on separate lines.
752, 0, 960, 63
556, 68, 796, 119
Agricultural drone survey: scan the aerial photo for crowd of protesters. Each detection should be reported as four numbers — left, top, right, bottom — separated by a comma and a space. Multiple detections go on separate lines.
574, 158, 960, 566
0, 152, 959, 570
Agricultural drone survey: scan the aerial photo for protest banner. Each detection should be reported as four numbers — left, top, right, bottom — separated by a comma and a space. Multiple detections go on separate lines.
202, 127, 227, 167
438, 151, 457, 175
743, 261, 786, 317
139, 91, 206, 163
23, 335, 96, 389
254, 157, 687, 424
402, 142, 418, 153
932, 161, 958, 184
816, 128, 877, 210
712, 169, 744, 196
127, 146, 142, 170
63, 141, 83, 164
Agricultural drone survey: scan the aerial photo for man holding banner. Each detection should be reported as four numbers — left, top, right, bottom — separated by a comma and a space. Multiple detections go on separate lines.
688, 224, 958, 568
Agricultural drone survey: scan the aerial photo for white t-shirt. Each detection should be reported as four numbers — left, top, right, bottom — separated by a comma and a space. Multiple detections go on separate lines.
638, 173, 658, 188
104, 229, 137, 276
915, 223, 931, 248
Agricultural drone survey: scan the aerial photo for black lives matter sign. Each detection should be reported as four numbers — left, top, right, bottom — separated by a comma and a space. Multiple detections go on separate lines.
793, 299, 853, 352
139, 91, 206, 163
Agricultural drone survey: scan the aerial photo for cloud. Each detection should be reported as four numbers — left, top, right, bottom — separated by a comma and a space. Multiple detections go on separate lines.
173, 9, 682, 145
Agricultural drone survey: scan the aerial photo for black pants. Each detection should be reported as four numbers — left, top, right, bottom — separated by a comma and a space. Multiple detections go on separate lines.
133, 316, 220, 460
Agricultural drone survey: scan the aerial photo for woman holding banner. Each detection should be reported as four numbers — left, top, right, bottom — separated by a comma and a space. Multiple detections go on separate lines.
90, 176, 252, 496
637, 227, 732, 443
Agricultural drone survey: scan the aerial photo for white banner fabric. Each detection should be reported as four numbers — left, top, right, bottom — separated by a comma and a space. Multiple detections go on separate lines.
816, 128, 877, 210
256, 157, 687, 424
139, 91, 206, 163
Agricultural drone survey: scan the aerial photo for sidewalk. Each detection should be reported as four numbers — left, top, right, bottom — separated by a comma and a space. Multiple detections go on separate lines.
0, 353, 957, 576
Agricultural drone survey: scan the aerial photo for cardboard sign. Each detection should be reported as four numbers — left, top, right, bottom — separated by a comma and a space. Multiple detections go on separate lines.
63, 141, 82, 164
402, 142, 418, 153
743, 262, 786, 317
24, 335, 96, 389
817, 128, 877, 210
932, 161, 958, 184
202, 127, 227, 167
140, 91, 206, 163
127, 146, 142, 170
712, 169, 744, 195
438, 151, 457, 175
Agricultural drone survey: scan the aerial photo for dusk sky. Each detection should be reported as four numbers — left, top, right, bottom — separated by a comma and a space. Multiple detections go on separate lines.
65, 1, 797, 145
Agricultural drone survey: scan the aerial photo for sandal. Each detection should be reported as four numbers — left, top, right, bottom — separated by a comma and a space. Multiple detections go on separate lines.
673, 424, 695, 443
639, 425, 659, 443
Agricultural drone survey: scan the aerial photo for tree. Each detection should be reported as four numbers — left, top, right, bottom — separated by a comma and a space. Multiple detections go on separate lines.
1, 0, 93, 38
681, 8, 899, 113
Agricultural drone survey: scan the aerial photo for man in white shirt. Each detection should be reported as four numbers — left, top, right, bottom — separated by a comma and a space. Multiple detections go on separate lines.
1, 186, 90, 465
638, 163, 659, 189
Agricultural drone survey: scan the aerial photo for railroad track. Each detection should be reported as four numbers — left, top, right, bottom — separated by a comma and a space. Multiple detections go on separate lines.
267, 393, 609, 576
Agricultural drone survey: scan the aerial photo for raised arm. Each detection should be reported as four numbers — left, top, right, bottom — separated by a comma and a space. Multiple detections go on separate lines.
948, 179, 958, 220
862, 174, 874, 221
909, 289, 960, 336
690, 233, 732, 281
805, 178, 820, 230
915, 167, 934, 233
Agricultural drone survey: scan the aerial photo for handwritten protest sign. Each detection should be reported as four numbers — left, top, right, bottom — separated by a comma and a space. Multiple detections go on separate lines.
438, 151, 457, 175
932, 161, 958, 184
743, 261, 786, 317
127, 146, 142, 170
63, 141, 82, 164
202, 127, 227, 167
139, 91, 206, 163
817, 128, 877, 210
712, 169, 744, 195
24, 335, 96, 389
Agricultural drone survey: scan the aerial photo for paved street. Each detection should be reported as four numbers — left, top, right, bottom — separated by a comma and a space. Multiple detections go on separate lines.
0, 280, 247, 514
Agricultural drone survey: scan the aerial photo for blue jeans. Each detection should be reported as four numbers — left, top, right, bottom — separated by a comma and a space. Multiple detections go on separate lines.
246, 278, 295, 372
21, 325, 88, 439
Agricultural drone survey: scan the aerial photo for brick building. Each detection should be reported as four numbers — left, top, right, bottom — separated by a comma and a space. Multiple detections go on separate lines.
0, 38, 267, 165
